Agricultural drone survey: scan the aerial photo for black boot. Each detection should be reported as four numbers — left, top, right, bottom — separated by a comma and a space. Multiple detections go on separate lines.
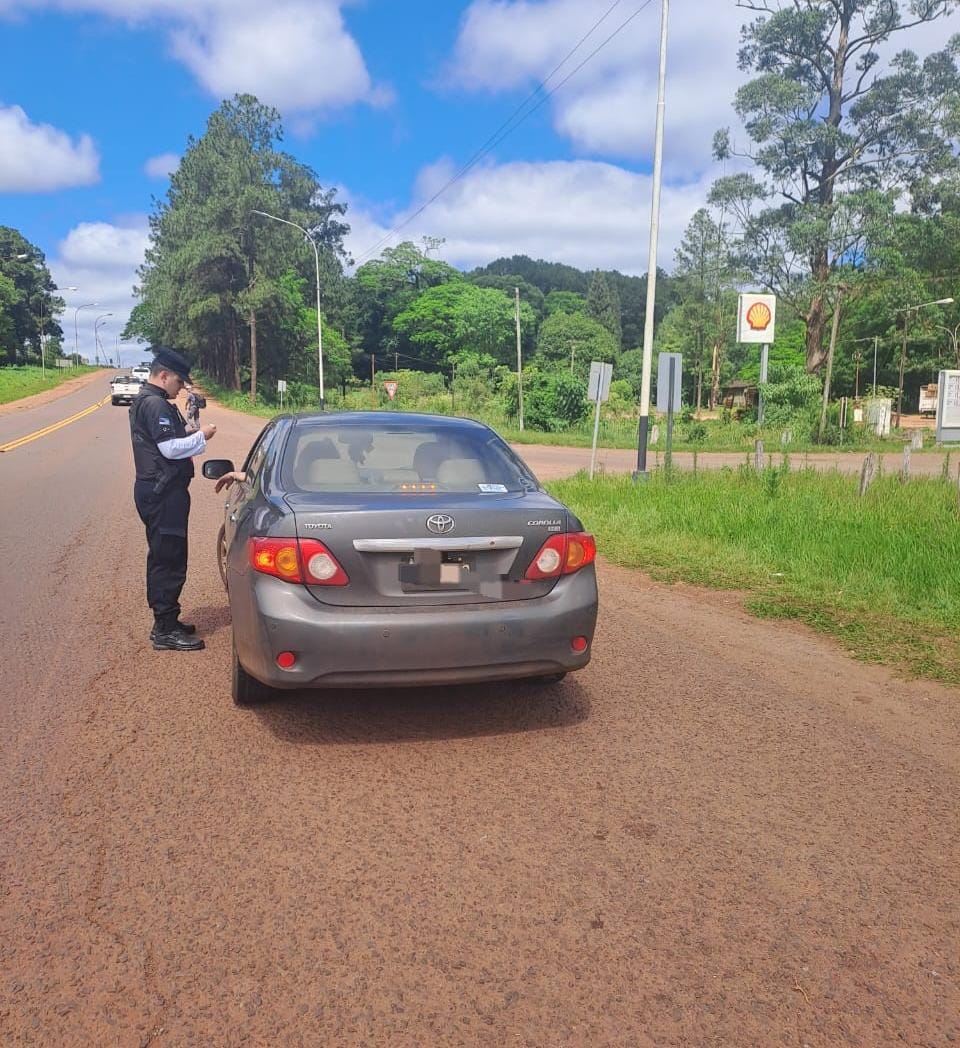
152, 628, 205, 652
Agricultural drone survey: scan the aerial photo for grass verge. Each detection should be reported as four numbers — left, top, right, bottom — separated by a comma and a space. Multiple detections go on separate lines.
549, 465, 960, 685
0, 364, 97, 406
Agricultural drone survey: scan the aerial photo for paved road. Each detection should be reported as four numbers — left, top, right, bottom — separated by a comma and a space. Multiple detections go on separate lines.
2, 385, 959, 1045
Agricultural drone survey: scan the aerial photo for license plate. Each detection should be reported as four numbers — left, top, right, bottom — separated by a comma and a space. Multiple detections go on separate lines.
399, 557, 464, 587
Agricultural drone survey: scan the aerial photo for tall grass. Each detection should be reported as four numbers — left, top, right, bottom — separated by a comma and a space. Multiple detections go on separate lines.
550, 466, 960, 683
0, 364, 96, 405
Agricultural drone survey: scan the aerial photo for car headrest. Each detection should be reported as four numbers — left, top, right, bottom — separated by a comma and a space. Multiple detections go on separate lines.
436, 458, 487, 488
412, 440, 446, 479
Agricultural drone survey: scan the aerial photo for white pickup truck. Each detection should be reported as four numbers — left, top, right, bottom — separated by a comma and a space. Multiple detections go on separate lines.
919, 383, 938, 417
110, 374, 142, 406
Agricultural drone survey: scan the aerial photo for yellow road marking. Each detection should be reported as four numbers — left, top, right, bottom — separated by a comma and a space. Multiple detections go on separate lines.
0, 395, 111, 453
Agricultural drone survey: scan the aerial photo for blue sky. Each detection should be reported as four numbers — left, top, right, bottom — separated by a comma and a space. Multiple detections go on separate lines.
1, 0, 955, 364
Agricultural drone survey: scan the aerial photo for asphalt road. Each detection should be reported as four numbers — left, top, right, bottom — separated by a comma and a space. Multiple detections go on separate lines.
2, 375, 959, 1046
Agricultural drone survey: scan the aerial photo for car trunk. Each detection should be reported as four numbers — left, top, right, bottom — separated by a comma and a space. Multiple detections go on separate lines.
284, 491, 568, 607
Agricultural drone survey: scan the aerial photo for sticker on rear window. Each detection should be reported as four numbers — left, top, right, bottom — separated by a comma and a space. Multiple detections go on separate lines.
478, 483, 508, 493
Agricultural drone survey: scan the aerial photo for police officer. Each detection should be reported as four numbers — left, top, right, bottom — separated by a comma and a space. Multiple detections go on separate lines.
130, 347, 216, 651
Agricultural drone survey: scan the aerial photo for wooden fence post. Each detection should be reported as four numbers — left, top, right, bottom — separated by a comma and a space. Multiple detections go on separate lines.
859, 451, 877, 497
754, 439, 764, 470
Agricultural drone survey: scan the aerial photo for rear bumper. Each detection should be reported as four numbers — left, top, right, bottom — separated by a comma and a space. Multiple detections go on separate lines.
231, 567, 598, 689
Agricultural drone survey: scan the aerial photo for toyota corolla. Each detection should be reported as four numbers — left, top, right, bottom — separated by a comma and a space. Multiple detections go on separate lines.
203, 412, 598, 705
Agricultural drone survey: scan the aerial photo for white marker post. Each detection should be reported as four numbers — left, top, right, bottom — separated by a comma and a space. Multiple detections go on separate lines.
588, 361, 613, 479
277, 378, 287, 412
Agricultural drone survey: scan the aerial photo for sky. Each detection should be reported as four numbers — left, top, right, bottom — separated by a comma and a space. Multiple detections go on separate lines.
0, 0, 956, 365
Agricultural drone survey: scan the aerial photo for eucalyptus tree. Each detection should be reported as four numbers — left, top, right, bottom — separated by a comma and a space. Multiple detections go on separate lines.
713, 0, 960, 371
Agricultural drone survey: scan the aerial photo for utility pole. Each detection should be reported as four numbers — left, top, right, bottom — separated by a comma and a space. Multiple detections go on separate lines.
371, 353, 376, 407
818, 291, 843, 442
515, 286, 524, 431
634, 0, 669, 477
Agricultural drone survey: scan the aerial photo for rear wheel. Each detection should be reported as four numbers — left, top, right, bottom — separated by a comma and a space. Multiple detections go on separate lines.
216, 524, 228, 589
232, 632, 275, 706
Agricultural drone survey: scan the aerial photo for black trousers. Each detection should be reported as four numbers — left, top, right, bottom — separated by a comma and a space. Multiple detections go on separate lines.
134, 480, 190, 630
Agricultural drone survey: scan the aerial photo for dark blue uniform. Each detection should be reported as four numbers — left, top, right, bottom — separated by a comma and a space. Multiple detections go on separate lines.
129, 380, 195, 637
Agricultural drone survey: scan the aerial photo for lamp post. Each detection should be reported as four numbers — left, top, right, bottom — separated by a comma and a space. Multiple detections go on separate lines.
894, 298, 954, 427
634, 0, 670, 478
934, 323, 960, 368
94, 313, 113, 366
251, 209, 324, 408
38, 285, 78, 377
74, 302, 99, 365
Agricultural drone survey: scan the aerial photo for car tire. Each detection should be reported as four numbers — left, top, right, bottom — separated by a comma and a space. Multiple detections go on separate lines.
232, 632, 274, 706
216, 524, 228, 590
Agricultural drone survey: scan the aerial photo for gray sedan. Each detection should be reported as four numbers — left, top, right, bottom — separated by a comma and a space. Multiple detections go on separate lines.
203, 412, 598, 705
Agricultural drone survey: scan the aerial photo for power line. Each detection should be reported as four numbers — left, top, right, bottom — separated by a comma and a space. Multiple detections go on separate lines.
353, 0, 654, 267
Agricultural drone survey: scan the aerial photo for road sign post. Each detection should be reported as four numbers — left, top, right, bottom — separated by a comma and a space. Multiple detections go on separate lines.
737, 294, 777, 427
277, 378, 287, 411
656, 353, 682, 475
383, 380, 398, 403
587, 361, 613, 480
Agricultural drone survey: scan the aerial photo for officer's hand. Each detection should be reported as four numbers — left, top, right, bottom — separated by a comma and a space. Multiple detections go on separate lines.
201, 423, 217, 440
214, 470, 246, 494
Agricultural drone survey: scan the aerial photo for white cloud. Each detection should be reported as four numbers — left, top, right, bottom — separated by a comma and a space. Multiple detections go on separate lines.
448, 0, 960, 174
0, 0, 384, 116
0, 104, 99, 192
51, 219, 149, 366
144, 152, 179, 178
344, 158, 716, 276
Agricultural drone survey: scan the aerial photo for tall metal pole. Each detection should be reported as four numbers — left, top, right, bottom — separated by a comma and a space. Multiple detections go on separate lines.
896, 310, 909, 428
74, 303, 98, 366
635, 0, 669, 477
251, 210, 324, 408
515, 286, 524, 431
873, 335, 878, 394
39, 296, 45, 378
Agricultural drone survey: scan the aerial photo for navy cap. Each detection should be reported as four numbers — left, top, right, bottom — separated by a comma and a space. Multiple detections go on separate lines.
151, 347, 193, 383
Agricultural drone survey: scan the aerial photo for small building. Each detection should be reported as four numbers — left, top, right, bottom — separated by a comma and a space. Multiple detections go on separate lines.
721, 380, 757, 409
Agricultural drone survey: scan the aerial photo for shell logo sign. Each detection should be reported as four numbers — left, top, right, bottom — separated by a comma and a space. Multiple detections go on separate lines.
737, 293, 777, 344
746, 301, 772, 331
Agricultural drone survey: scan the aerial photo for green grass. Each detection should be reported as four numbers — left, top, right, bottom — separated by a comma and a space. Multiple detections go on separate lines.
549, 466, 960, 685
0, 364, 98, 405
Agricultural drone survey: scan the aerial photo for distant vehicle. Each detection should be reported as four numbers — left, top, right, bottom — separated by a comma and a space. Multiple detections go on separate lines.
110, 374, 141, 406
203, 412, 598, 705
131, 363, 151, 383
919, 383, 938, 417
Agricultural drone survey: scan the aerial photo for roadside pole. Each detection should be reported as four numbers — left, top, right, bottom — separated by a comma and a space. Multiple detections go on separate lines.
665, 356, 676, 475
634, 0, 669, 479
757, 343, 769, 426
515, 287, 524, 431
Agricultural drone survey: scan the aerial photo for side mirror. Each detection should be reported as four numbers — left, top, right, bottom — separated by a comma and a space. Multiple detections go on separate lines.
202, 459, 235, 480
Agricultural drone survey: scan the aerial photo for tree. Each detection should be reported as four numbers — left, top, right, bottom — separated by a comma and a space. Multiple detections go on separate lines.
127, 94, 349, 399
586, 270, 622, 348
714, 0, 960, 371
535, 311, 618, 380
671, 207, 739, 408
392, 282, 535, 368
0, 227, 64, 365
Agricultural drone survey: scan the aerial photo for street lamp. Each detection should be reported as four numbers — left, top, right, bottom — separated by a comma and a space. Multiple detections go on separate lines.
251, 209, 324, 408
934, 323, 960, 369
74, 302, 99, 365
894, 298, 954, 426
38, 285, 78, 377
94, 313, 113, 366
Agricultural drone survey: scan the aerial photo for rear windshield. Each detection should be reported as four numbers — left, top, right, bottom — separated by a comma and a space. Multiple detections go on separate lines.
281, 422, 538, 494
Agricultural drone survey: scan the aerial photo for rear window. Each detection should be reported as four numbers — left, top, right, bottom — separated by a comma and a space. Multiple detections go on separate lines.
281, 422, 538, 494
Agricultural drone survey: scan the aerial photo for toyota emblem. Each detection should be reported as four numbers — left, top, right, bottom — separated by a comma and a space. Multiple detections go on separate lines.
426, 513, 455, 535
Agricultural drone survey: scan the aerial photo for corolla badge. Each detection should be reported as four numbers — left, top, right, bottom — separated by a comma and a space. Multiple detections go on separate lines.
426, 513, 455, 535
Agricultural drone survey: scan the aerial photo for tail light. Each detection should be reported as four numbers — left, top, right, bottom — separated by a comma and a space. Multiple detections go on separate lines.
524, 532, 597, 581
249, 537, 349, 586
